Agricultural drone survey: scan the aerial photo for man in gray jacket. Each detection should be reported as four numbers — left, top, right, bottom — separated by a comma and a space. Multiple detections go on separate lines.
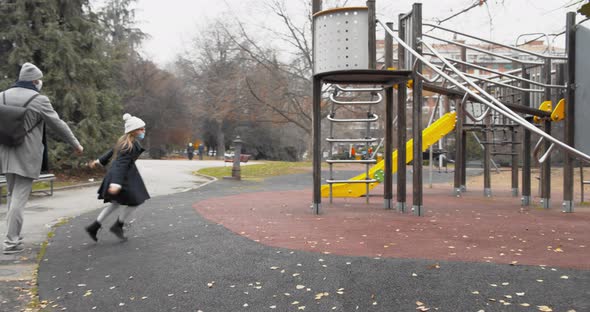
1, 62, 84, 254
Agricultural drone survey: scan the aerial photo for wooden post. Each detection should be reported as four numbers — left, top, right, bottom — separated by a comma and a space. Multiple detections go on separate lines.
384, 22, 394, 209
367, 0, 376, 69
521, 69, 532, 206
563, 12, 576, 212
411, 3, 424, 216
541, 58, 552, 209
312, 0, 322, 214
397, 13, 407, 212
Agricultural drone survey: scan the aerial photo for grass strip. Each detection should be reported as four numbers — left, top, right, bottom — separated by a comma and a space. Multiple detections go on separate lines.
196, 161, 312, 179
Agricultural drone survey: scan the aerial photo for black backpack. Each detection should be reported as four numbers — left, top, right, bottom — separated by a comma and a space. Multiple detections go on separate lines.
0, 92, 40, 146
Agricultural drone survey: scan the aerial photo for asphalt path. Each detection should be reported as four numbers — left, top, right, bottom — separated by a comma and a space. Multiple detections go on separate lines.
0, 159, 236, 311
36, 173, 589, 312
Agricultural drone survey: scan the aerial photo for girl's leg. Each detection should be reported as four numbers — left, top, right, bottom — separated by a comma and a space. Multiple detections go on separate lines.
96, 202, 121, 224
86, 202, 120, 242
118, 205, 138, 223
110, 205, 137, 241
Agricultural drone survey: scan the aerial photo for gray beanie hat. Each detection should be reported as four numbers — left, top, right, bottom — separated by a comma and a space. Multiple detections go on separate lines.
123, 113, 146, 134
18, 62, 43, 81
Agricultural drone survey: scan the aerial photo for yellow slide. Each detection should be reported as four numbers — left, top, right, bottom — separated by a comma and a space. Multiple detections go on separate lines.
321, 112, 457, 197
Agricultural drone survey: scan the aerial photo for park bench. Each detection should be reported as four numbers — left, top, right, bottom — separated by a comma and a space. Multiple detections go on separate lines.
224, 154, 251, 163
0, 173, 56, 205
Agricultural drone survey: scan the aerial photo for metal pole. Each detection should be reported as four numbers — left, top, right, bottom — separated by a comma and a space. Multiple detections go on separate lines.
367, 0, 376, 70
460, 46, 468, 192
541, 58, 552, 209
510, 60, 519, 197
311, 0, 321, 214
412, 3, 424, 216
581, 164, 585, 203
397, 13, 407, 212
563, 12, 576, 212
511, 125, 519, 196
366, 0, 376, 204
454, 98, 463, 196
484, 113, 492, 197
521, 69, 532, 206
384, 22, 394, 209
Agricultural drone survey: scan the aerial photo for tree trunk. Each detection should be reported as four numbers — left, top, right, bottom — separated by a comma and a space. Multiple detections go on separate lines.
216, 123, 225, 159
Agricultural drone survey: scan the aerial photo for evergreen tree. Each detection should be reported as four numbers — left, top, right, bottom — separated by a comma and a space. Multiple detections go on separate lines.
0, 0, 141, 170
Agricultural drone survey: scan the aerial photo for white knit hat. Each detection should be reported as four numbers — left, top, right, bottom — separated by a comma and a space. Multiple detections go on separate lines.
18, 62, 43, 81
123, 113, 146, 134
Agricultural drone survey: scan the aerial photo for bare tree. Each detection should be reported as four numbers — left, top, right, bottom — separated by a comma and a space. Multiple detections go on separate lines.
122, 57, 192, 156
175, 22, 249, 157
220, 0, 356, 153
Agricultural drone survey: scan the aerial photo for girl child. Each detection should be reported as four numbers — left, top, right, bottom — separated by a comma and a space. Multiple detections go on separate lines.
85, 113, 150, 241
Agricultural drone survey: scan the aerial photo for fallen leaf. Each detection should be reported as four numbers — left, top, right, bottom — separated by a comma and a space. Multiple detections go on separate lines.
537, 306, 553, 312
428, 263, 440, 269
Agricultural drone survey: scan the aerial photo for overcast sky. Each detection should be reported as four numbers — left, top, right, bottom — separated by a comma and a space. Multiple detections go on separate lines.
124, 0, 587, 66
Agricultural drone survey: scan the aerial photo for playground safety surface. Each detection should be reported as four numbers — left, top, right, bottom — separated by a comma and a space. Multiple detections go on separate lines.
195, 178, 590, 270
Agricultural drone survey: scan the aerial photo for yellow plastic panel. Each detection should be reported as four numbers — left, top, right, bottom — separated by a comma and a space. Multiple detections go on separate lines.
533, 100, 552, 123
551, 98, 565, 121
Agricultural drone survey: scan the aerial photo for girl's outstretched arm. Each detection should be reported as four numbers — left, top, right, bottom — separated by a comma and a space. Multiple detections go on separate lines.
97, 149, 114, 166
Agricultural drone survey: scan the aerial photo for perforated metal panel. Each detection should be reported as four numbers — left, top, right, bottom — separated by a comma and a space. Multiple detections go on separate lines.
313, 7, 369, 74
575, 25, 590, 154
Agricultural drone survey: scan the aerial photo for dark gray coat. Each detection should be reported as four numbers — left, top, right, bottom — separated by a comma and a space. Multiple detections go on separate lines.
97, 141, 150, 206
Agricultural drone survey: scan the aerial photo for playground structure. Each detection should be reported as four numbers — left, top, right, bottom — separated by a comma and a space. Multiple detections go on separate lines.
311, 1, 590, 215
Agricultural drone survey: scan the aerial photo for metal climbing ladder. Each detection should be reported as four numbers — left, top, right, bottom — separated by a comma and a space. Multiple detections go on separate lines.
326, 85, 383, 203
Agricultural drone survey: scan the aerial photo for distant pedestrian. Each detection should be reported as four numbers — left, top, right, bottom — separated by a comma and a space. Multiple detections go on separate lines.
1, 62, 84, 254
198, 144, 204, 160
85, 113, 150, 242
186, 143, 194, 160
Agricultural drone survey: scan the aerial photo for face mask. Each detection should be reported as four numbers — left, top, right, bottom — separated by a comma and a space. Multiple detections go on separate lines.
34, 80, 43, 91
136, 132, 145, 140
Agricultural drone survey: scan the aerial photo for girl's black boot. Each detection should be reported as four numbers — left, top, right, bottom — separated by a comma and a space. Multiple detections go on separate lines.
110, 219, 127, 241
85, 221, 101, 242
